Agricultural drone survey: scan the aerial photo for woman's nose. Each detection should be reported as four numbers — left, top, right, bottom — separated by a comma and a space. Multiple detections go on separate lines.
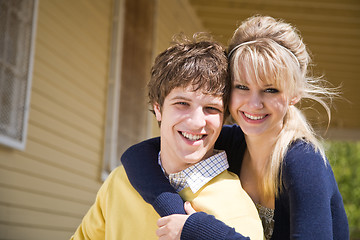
248, 92, 263, 109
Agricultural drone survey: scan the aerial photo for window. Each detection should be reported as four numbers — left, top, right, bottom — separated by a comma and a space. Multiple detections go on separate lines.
0, 0, 38, 150
102, 0, 155, 180
102, 0, 125, 180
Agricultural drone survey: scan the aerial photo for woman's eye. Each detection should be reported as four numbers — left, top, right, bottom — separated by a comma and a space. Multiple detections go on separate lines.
265, 88, 279, 93
235, 85, 248, 90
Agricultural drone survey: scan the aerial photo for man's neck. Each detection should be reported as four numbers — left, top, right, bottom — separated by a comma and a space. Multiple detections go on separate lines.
159, 149, 228, 193
160, 149, 217, 175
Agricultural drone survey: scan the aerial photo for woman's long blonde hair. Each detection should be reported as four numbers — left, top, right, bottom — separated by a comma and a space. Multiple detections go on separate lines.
228, 15, 339, 198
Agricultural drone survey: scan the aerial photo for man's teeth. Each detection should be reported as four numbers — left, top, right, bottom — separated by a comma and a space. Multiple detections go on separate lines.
181, 132, 203, 141
244, 112, 266, 120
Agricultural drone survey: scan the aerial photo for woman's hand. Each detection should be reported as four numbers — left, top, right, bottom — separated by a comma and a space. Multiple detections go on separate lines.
156, 202, 196, 240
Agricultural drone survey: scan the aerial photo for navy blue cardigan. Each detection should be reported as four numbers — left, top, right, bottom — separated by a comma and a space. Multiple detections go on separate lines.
121, 125, 349, 240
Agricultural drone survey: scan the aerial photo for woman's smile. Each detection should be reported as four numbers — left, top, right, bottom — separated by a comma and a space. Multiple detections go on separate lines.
242, 111, 269, 121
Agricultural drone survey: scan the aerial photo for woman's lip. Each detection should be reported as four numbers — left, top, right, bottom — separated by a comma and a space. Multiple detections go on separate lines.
241, 111, 269, 123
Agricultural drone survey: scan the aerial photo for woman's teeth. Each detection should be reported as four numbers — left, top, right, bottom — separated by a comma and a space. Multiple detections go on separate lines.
244, 112, 266, 120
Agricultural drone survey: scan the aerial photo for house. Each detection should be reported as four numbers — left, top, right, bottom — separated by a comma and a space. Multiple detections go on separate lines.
0, 0, 359, 239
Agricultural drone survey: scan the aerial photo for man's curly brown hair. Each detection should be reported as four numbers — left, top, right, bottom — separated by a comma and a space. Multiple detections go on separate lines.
148, 33, 230, 119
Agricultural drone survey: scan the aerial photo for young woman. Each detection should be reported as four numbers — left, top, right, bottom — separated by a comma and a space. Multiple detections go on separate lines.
121, 15, 349, 240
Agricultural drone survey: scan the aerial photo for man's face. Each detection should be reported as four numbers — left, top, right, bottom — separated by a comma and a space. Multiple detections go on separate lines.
154, 86, 224, 174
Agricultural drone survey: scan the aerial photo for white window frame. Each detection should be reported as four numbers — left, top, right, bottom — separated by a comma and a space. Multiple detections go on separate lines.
102, 0, 126, 180
0, 0, 38, 150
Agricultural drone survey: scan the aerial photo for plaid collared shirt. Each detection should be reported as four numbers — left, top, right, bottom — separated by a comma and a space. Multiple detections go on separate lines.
158, 150, 229, 193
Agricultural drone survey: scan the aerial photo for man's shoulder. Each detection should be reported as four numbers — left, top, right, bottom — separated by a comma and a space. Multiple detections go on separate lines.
198, 170, 241, 194
182, 169, 263, 240
101, 166, 133, 194
106, 165, 127, 182
215, 169, 240, 181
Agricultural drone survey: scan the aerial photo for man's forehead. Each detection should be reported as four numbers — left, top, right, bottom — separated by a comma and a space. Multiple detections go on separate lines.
168, 86, 223, 102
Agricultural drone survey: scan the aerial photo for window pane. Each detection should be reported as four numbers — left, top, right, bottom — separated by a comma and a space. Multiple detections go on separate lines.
0, 68, 15, 131
7, 11, 20, 65
0, 2, 8, 58
0, 0, 36, 149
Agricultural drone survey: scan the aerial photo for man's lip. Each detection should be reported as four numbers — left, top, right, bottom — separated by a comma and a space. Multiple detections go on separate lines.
179, 131, 207, 141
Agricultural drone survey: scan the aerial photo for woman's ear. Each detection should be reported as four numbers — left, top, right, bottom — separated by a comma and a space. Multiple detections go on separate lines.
290, 96, 301, 106
153, 103, 162, 121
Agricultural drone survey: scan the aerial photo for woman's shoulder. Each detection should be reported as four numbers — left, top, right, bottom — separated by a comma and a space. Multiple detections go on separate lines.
282, 140, 329, 183
283, 140, 328, 173
285, 140, 325, 165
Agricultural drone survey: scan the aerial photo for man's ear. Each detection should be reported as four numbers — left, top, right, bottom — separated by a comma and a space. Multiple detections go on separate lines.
290, 96, 301, 105
153, 103, 162, 121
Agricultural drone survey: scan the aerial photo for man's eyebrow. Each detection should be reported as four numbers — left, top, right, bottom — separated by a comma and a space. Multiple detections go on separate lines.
208, 102, 224, 108
169, 96, 192, 101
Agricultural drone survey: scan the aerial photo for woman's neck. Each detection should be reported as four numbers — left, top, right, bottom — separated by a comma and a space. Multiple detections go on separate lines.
241, 133, 278, 209
245, 133, 278, 169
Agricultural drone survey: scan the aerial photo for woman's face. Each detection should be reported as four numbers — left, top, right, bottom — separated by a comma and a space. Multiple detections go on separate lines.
229, 74, 291, 138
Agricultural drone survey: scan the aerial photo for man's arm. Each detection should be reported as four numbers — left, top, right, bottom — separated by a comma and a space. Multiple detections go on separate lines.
70, 173, 110, 239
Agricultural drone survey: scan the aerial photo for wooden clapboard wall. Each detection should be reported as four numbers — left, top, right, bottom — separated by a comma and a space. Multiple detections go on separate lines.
6, 0, 357, 239
150, 0, 205, 136
116, 0, 206, 159
0, 0, 112, 239
188, 0, 360, 139
0, 0, 206, 239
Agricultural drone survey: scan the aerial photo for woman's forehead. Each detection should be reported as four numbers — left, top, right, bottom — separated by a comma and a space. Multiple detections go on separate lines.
234, 65, 277, 86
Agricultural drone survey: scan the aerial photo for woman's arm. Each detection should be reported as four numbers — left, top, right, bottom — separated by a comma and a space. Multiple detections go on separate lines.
215, 125, 245, 175
121, 127, 253, 240
156, 202, 251, 240
121, 137, 186, 216
282, 141, 349, 239
181, 212, 250, 240
121, 125, 245, 215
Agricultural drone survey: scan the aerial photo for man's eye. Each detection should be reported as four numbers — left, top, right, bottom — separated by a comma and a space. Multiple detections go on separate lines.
176, 102, 189, 106
265, 88, 279, 93
206, 106, 223, 114
235, 85, 248, 90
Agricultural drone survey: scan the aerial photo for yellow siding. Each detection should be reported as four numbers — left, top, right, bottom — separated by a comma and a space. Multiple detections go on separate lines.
151, 0, 206, 136
187, 0, 360, 137
155, 0, 204, 53
0, 0, 211, 238
0, 0, 113, 239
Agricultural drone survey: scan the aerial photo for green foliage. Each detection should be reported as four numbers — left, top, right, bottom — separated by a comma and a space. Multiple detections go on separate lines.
325, 141, 360, 239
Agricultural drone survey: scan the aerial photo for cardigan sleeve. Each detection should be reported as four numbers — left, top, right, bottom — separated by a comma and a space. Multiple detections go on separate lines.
215, 125, 245, 175
121, 137, 186, 216
120, 128, 253, 240
121, 125, 245, 216
282, 141, 348, 239
181, 212, 250, 240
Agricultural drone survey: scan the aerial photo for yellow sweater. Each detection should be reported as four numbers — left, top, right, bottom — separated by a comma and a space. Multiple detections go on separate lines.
71, 166, 263, 240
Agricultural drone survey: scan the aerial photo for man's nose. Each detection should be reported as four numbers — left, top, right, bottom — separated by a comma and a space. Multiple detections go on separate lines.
188, 108, 206, 129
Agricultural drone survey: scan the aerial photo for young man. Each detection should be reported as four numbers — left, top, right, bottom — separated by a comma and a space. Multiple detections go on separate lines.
71, 34, 263, 240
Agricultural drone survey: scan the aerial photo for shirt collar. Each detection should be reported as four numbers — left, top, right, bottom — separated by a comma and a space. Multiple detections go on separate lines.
158, 150, 229, 193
